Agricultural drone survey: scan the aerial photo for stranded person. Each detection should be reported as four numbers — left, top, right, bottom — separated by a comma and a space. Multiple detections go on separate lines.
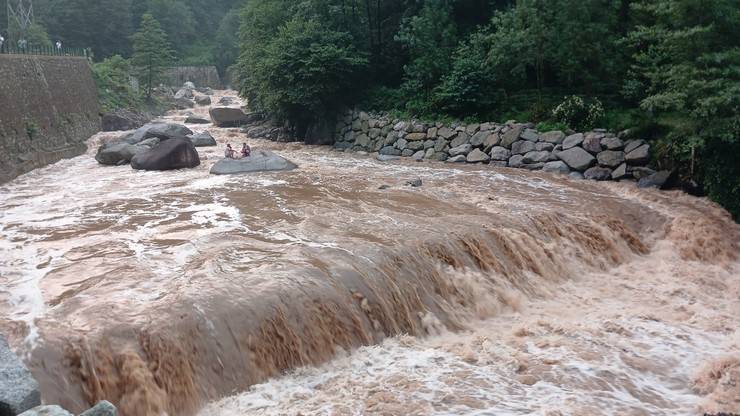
225, 144, 237, 159
241, 143, 251, 158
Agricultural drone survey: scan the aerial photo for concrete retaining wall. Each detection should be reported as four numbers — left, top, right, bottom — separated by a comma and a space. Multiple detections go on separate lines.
164, 66, 222, 89
0, 55, 100, 183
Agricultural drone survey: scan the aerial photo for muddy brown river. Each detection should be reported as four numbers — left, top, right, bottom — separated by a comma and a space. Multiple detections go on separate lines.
1, 91, 738, 416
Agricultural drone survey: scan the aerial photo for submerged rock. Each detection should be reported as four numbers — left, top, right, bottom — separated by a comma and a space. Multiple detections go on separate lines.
406, 178, 423, 187
0, 336, 41, 415
131, 138, 201, 171
210, 151, 298, 175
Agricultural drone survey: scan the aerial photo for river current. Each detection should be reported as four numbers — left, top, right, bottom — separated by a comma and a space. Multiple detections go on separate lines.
0, 91, 738, 416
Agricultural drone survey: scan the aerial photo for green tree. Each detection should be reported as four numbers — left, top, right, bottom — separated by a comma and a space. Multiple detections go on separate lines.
433, 30, 498, 117
214, 8, 241, 76
144, 0, 196, 55
395, 0, 458, 114
241, 16, 368, 136
130, 14, 175, 98
624, 0, 740, 218
93, 55, 143, 111
25, 23, 52, 48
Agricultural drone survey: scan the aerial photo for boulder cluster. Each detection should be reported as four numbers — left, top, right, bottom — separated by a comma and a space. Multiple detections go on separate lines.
333, 110, 654, 181
171, 81, 213, 109
95, 122, 214, 170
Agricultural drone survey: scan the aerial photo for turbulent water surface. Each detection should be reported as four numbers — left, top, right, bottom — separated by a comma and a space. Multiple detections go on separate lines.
0, 91, 738, 416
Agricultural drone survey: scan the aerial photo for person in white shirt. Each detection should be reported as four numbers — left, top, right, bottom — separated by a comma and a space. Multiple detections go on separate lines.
56, 40, 62, 50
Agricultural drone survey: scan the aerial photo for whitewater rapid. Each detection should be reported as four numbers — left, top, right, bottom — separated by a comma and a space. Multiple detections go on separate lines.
0, 91, 737, 415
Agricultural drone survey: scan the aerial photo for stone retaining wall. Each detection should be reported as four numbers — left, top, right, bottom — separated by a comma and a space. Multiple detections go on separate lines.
0, 55, 100, 183
164, 66, 222, 89
332, 109, 653, 181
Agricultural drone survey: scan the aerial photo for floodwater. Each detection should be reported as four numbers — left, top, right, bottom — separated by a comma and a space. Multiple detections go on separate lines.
0, 91, 737, 416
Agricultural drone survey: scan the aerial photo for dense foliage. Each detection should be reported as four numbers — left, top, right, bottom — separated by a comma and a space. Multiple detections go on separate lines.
130, 14, 175, 98
236, 0, 738, 219
92, 55, 144, 112
0, 0, 241, 73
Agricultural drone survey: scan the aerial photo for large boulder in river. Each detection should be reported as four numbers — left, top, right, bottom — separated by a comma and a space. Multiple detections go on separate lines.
1, 336, 41, 415
101, 109, 150, 131
174, 87, 194, 100
123, 123, 193, 145
210, 150, 297, 175
131, 138, 200, 171
188, 131, 217, 147
209, 107, 259, 127
194, 94, 212, 106
173, 97, 195, 110
96, 142, 151, 166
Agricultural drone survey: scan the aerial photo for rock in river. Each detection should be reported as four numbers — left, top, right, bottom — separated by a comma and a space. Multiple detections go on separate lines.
123, 123, 194, 144
185, 116, 210, 124
188, 132, 217, 147
1, 336, 41, 415
209, 107, 259, 127
210, 151, 297, 175
101, 109, 149, 132
95, 142, 150, 166
131, 138, 201, 171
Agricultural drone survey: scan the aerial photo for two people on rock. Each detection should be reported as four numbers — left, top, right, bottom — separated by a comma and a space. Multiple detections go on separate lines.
225, 143, 251, 159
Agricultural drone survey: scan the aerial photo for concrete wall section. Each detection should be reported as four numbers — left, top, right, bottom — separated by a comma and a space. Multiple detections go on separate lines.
164, 66, 222, 89
0, 55, 100, 183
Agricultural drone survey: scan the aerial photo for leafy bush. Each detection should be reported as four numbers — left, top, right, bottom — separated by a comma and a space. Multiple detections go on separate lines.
241, 17, 368, 135
92, 55, 143, 112
552, 95, 605, 131
536, 121, 569, 133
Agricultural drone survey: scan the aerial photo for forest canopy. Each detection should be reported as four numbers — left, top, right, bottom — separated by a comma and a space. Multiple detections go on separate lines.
0, 0, 241, 73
